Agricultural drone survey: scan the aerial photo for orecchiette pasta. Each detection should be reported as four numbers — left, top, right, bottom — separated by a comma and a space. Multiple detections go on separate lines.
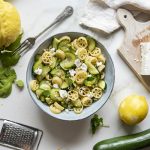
30, 80, 39, 91
45, 98, 53, 105
87, 56, 98, 65
92, 87, 102, 99
54, 102, 64, 111
50, 104, 61, 114
35, 89, 43, 99
75, 70, 87, 84
97, 54, 106, 64
79, 86, 90, 97
52, 76, 63, 87
55, 50, 66, 60
31, 35, 106, 114
81, 97, 92, 106
72, 100, 82, 107
77, 48, 88, 60
68, 90, 79, 101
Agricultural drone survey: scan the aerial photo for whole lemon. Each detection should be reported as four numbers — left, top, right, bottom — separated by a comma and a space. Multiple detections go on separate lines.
119, 94, 149, 125
0, 0, 21, 48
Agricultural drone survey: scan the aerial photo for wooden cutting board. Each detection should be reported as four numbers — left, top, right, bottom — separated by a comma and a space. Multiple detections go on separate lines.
117, 9, 150, 92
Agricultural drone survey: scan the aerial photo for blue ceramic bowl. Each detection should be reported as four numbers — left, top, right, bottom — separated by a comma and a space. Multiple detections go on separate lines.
26, 32, 115, 121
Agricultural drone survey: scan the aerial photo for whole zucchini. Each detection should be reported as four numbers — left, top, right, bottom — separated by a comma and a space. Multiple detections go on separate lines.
93, 129, 150, 150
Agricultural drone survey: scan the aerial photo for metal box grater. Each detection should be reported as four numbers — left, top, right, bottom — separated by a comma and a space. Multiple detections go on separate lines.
0, 119, 43, 150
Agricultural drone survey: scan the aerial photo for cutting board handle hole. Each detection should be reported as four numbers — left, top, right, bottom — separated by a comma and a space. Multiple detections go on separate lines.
124, 15, 127, 18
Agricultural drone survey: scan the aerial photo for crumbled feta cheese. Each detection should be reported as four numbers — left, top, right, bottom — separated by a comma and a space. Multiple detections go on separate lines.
88, 74, 92, 77
50, 48, 56, 52
81, 63, 87, 72
53, 84, 59, 88
75, 50, 78, 55
69, 69, 76, 76
96, 61, 102, 67
59, 90, 68, 98
34, 68, 42, 75
65, 109, 69, 113
87, 93, 93, 98
75, 59, 82, 67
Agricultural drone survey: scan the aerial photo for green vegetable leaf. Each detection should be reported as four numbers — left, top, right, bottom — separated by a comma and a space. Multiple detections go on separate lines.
91, 114, 109, 134
0, 34, 22, 67
0, 67, 16, 98
1, 54, 20, 67
87, 76, 95, 81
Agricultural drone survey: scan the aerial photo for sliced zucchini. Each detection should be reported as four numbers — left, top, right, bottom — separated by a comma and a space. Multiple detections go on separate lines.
50, 57, 57, 69
50, 88, 63, 101
51, 68, 65, 79
33, 57, 42, 72
87, 36, 96, 51
65, 78, 73, 86
39, 80, 51, 90
35, 54, 41, 61
61, 82, 69, 89
58, 38, 71, 52
85, 59, 99, 75
37, 66, 50, 81
98, 80, 106, 90
60, 53, 75, 70
84, 77, 97, 87
59, 36, 71, 42
52, 38, 60, 49
41, 90, 51, 97
58, 46, 70, 52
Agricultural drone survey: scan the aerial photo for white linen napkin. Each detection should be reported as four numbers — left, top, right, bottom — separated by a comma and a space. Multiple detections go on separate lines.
79, 0, 150, 34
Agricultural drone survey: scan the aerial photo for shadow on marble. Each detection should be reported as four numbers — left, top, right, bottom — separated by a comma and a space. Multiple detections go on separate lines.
38, 110, 89, 144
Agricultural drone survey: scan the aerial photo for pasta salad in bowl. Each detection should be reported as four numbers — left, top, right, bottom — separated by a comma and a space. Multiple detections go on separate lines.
27, 32, 115, 121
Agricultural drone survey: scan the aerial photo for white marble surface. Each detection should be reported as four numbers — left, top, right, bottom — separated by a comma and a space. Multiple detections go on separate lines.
0, 0, 150, 150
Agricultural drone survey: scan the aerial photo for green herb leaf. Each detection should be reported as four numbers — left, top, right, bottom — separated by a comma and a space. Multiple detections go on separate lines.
0, 67, 16, 98
91, 114, 108, 134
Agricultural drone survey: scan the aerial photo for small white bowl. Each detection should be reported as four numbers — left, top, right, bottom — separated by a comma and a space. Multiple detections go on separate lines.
26, 32, 115, 121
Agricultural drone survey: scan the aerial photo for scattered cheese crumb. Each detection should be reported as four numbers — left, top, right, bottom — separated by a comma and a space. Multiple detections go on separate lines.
69, 69, 76, 76
96, 61, 102, 67
50, 48, 56, 52
34, 68, 42, 75
80, 63, 87, 72
65, 109, 69, 113
75, 50, 78, 55
88, 74, 92, 77
59, 90, 68, 98
53, 84, 59, 88
87, 93, 93, 98
75, 59, 82, 67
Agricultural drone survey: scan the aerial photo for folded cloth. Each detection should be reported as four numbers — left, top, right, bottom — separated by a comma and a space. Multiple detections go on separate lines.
102, 0, 150, 10
79, 0, 150, 34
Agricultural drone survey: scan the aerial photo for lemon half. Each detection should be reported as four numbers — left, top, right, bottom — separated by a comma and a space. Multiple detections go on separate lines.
119, 94, 149, 125
0, 0, 21, 48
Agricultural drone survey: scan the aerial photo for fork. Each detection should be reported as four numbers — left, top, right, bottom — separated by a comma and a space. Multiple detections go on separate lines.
9, 6, 73, 56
